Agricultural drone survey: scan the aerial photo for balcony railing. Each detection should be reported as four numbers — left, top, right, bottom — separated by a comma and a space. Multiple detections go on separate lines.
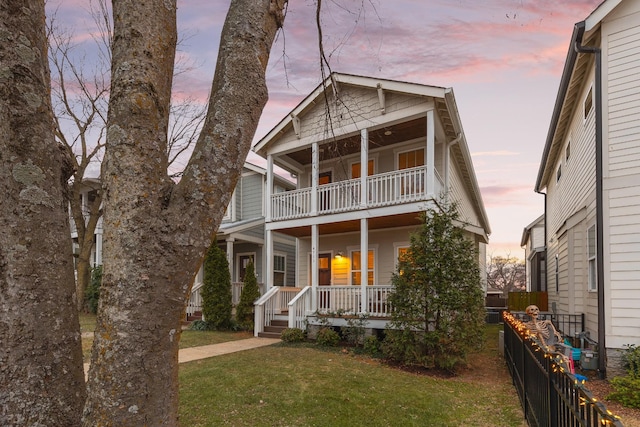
270, 166, 443, 221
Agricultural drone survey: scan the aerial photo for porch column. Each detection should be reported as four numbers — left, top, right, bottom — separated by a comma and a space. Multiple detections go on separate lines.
266, 154, 273, 222
426, 109, 435, 196
311, 224, 319, 311
360, 218, 368, 314
311, 142, 319, 215
265, 230, 274, 290
360, 128, 368, 207
95, 233, 103, 266
226, 238, 235, 281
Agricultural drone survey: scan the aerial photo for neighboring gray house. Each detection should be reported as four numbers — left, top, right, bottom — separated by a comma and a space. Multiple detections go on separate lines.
520, 214, 546, 293
251, 72, 491, 336
535, 0, 640, 374
187, 162, 297, 316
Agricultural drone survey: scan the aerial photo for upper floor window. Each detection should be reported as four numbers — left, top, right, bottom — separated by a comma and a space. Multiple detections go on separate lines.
556, 164, 562, 183
584, 86, 593, 121
588, 225, 597, 292
565, 141, 571, 162
398, 148, 425, 169
351, 159, 374, 179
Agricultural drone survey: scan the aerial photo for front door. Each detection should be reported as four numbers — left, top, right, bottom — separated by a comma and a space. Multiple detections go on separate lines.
318, 253, 331, 309
238, 254, 255, 282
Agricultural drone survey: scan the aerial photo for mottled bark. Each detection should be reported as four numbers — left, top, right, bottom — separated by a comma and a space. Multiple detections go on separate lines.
83, 0, 287, 425
0, 1, 86, 426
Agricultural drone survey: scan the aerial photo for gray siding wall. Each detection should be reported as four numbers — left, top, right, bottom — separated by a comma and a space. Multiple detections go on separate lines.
239, 173, 263, 220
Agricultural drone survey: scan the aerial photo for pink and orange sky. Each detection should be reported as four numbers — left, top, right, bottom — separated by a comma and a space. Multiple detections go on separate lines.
51, 0, 604, 259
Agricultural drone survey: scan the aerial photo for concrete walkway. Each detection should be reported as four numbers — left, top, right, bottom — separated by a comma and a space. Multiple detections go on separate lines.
83, 337, 280, 378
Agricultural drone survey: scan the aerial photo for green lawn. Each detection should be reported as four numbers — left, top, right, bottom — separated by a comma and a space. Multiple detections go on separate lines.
178, 325, 525, 427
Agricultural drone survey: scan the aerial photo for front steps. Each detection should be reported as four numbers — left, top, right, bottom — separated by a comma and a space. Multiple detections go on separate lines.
257, 316, 288, 339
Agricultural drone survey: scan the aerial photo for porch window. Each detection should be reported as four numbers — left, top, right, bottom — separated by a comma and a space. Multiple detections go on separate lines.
351, 159, 374, 178
588, 225, 596, 291
396, 246, 409, 276
273, 254, 286, 286
398, 148, 425, 169
351, 250, 374, 286
398, 148, 425, 196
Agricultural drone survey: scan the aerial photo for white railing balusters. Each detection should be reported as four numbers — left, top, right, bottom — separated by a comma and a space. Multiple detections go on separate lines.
288, 286, 312, 330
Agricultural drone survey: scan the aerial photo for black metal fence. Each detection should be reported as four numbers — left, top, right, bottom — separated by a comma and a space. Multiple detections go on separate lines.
510, 311, 585, 339
503, 312, 624, 427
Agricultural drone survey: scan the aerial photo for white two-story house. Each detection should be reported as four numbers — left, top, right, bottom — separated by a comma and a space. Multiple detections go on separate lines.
252, 72, 491, 335
535, 0, 640, 374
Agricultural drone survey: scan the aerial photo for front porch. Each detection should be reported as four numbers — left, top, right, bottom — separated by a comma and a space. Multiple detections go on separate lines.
254, 285, 394, 337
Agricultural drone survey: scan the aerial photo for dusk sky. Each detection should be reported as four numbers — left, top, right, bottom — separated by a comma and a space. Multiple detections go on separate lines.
50, 0, 604, 259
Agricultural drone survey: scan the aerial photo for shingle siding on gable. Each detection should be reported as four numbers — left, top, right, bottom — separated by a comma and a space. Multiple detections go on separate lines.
240, 173, 263, 220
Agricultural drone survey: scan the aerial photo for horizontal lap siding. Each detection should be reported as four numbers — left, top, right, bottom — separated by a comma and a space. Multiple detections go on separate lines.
607, 22, 640, 345
449, 160, 480, 227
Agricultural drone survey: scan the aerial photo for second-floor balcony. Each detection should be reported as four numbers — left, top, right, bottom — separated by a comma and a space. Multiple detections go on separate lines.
270, 166, 443, 221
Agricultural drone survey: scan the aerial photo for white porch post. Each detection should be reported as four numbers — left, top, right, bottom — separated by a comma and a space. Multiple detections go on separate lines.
311, 142, 319, 215
311, 224, 319, 312
426, 109, 435, 196
265, 154, 273, 222
265, 230, 274, 290
95, 233, 103, 266
226, 238, 235, 281
360, 218, 368, 314
360, 128, 368, 207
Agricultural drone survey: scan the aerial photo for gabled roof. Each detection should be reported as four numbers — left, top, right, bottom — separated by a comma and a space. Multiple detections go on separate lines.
253, 72, 491, 235
535, 0, 613, 191
520, 214, 544, 247
253, 73, 448, 155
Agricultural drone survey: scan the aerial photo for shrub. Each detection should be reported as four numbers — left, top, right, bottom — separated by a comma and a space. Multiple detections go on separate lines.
281, 328, 306, 343
85, 265, 102, 314
235, 260, 260, 331
382, 201, 485, 372
343, 314, 369, 347
189, 320, 209, 331
363, 335, 381, 356
316, 327, 340, 347
608, 344, 640, 409
201, 241, 233, 330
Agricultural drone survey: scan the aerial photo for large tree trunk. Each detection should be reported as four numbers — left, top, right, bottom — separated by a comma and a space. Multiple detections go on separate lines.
82, 0, 286, 424
0, 1, 86, 425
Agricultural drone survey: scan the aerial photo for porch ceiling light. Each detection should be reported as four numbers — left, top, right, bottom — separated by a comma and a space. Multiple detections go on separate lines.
335, 252, 344, 259
384, 129, 392, 136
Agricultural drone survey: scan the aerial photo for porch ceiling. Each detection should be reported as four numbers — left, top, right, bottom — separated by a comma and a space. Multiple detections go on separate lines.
274, 211, 423, 238
284, 117, 428, 166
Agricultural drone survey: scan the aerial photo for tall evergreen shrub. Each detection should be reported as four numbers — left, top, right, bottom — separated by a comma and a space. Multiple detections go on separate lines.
201, 242, 233, 329
85, 265, 102, 314
383, 201, 485, 372
236, 260, 260, 330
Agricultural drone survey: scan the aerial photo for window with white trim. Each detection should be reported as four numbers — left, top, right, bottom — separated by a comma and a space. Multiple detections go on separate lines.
584, 86, 593, 121
588, 225, 597, 291
350, 250, 374, 286
274, 254, 286, 287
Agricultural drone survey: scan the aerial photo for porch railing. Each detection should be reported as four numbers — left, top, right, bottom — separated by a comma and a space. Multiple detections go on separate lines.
316, 285, 392, 317
232, 282, 265, 306
270, 166, 443, 220
288, 286, 313, 330
503, 312, 623, 427
254, 287, 301, 336
186, 281, 204, 317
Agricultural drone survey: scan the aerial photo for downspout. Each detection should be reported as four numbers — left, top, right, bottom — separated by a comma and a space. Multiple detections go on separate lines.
574, 22, 605, 378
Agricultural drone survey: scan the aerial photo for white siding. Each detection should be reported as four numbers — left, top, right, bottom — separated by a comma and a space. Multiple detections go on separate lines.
449, 157, 480, 228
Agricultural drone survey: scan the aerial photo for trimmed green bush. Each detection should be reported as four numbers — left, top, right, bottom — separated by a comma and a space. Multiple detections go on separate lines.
235, 260, 260, 331
201, 241, 233, 330
316, 327, 340, 347
608, 344, 640, 409
363, 335, 381, 356
281, 328, 306, 343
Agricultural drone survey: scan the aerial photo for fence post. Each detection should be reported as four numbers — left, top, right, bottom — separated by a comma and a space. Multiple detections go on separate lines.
548, 357, 557, 427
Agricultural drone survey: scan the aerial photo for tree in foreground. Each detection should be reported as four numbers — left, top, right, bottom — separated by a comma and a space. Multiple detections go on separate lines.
0, 2, 85, 424
383, 202, 485, 372
82, 1, 287, 425
201, 241, 233, 329
236, 260, 260, 330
